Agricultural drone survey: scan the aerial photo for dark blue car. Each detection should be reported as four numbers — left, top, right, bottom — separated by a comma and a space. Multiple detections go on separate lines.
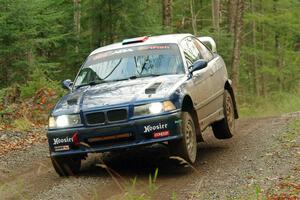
47, 34, 238, 176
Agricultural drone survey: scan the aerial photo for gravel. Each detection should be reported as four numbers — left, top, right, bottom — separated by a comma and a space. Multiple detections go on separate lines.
0, 115, 299, 199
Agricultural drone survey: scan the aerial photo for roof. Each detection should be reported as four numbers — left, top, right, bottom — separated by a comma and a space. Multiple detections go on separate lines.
90, 33, 192, 56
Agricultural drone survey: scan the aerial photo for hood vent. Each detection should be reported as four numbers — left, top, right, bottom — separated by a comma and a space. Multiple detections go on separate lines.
67, 98, 78, 105
145, 82, 162, 94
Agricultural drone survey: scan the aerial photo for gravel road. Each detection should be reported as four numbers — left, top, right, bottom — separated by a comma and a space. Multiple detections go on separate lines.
0, 115, 299, 200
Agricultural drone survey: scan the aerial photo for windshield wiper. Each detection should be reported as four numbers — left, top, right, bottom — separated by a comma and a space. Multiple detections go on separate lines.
110, 76, 139, 82
140, 73, 172, 78
75, 79, 105, 89
103, 73, 173, 83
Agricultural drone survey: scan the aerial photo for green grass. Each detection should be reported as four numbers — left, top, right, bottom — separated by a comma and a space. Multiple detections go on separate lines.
123, 168, 159, 200
239, 92, 300, 118
279, 117, 300, 142
12, 117, 32, 132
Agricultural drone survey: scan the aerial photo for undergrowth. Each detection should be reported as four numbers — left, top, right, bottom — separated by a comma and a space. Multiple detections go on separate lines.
239, 92, 300, 118
13, 117, 32, 132
0, 69, 65, 131
19, 69, 64, 98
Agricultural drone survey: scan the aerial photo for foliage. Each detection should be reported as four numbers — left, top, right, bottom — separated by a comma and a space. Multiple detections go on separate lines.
20, 68, 64, 98
13, 117, 32, 132
239, 92, 300, 118
0, 0, 299, 120
123, 168, 159, 200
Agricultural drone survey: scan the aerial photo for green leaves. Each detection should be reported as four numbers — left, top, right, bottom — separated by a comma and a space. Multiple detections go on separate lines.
0, 0, 299, 100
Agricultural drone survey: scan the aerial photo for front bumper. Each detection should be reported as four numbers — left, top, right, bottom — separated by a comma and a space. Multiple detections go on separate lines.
47, 111, 182, 157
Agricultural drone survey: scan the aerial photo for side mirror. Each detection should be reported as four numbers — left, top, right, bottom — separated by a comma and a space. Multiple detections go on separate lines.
190, 59, 208, 73
198, 36, 217, 53
62, 79, 73, 90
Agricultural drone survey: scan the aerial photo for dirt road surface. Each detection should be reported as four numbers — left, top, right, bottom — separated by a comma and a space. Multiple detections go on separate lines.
0, 114, 299, 200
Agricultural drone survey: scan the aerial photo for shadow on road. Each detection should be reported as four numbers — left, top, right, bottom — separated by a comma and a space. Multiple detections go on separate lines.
79, 142, 229, 178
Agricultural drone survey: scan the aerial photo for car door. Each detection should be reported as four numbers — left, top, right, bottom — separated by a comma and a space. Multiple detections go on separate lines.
193, 38, 224, 117
180, 37, 214, 129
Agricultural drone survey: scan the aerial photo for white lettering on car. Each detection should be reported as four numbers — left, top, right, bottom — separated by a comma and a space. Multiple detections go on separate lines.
53, 137, 73, 145
144, 123, 168, 133
111, 48, 133, 55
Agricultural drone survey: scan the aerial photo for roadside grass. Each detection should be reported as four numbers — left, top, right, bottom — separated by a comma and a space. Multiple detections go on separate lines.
92, 156, 201, 200
0, 178, 28, 200
12, 117, 32, 132
278, 118, 300, 143
239, 92, 300, 118
123, 169, 158, 200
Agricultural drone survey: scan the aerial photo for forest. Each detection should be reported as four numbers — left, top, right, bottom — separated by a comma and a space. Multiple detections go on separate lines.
0, 0, 300, 126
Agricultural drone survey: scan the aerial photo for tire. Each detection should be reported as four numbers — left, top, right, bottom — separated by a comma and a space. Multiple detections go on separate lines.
51, 156, 81, 177
212, 90, 235, 139
169, 112, 197, 164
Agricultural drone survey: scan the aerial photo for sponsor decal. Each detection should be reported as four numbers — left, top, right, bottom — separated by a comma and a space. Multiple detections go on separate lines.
111, 48, 133, 55
153, 131, 170, 138
53, 137, 73, 145
144, 123, 168, 133
54, 145, 70, 152
148, 45, 170, 50
174, 119, 182, 124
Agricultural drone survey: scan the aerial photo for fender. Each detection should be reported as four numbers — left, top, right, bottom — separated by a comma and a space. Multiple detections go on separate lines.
225, 80, 239, 119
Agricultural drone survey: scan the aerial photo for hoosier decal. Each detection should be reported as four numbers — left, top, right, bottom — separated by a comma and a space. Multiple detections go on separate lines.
53, 137, 73, 145
144, 123, 168, 133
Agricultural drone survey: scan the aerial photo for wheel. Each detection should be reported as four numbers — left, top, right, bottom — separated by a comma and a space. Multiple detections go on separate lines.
212, 90, 235, 139
51, 156, 81, 176
169, 112, 197, 164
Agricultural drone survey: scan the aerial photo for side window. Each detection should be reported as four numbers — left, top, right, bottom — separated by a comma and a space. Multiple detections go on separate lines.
180, 37, 203, 66
193, 38, 214, 61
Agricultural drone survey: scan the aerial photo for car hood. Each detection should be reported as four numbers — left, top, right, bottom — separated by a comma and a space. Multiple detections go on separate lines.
52, 74, 186, 116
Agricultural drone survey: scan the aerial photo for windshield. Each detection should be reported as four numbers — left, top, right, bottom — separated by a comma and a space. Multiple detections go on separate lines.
74, 44, 184, 87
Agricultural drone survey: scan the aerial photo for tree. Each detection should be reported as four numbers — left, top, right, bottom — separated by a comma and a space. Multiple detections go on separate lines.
251, 0, 259, 95
212, 0, 220, 33
228, 0, 237, 34
162, 0, 172, 30
190, 0, 198, 35
231, 0, 244, 94
74, 0, 81, 53
1, 0, 300, 102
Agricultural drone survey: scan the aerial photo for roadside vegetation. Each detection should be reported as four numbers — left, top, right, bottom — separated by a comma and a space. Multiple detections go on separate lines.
0, 0, 299, 199
239, 92, 300, 118
0, 0, 299, 129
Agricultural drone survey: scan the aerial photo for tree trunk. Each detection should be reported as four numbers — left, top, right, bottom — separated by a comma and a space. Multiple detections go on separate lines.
190, 0, 197, 35
257, 0, 266, 96
251, 0, 259, 96
73, 0, 81, 53
212, 0, 220, 33
162, 0, 172, 30
228, 0, 237, 34
199, 0, 203, 28
231, 0, 244, 94
273, 0, 283, 91
108, 0, 113, 43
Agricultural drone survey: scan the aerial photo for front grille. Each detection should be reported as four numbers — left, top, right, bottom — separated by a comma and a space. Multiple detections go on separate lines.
85, 112, 105, 124
85, 108, 128, 125
86, 133, 134, 146
107, 109, 127, 122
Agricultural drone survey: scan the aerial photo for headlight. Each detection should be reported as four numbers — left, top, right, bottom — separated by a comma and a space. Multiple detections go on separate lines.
48, 114, 81, 128
149, 102, 163, 114
134, 101, 176, 116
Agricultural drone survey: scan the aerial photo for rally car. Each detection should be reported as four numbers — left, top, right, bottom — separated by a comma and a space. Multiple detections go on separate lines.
47, 34, 238, 176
